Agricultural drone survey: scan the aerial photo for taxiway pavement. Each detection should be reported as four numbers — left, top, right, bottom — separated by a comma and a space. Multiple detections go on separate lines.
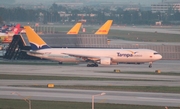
0, 60, 180, 106
1, 80, 180, 86
0, 86, 180, 107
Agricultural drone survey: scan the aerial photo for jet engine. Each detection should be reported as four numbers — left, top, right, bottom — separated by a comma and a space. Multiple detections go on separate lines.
100, 57, 111, 65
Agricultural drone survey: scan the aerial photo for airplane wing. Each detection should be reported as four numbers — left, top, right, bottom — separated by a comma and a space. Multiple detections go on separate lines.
62, 53, 102, 61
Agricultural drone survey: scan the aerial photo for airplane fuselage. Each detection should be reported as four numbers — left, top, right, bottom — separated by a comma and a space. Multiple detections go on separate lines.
28, 48, 162, 64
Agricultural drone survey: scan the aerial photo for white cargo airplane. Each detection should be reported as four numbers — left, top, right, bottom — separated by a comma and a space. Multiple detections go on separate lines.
24, 26, 162, 68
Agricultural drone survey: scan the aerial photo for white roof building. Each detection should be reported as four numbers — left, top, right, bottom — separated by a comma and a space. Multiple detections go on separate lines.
151, 0, 180, 13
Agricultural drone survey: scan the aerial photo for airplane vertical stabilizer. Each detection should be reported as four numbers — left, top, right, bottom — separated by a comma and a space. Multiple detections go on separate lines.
95, 20, 113, 35
13, 24, 21, 35
24, 26, 50, 50
67, 22, 82, 34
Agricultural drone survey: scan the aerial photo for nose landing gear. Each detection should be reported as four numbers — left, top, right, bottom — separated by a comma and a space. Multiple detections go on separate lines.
149, 62, 152, 68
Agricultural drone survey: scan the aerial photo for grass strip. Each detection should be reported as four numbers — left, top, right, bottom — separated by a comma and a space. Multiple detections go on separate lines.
108, 30, 180, 42
0, 74, 154, 81
0, 99, 178, 109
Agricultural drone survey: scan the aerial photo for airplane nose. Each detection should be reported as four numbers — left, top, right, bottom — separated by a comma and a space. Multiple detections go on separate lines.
159, 55, 162, 60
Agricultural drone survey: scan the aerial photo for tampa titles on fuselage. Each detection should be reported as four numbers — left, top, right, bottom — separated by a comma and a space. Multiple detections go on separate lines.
117, 51, 142, 58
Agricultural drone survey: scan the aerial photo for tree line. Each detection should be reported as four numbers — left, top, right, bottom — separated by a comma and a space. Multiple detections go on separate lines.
0, 3, 180, 25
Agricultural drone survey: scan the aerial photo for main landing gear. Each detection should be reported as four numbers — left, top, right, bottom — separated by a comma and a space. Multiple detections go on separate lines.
58, 62, 63, 64
87, 63, 98, 67
149, 62, 152, 68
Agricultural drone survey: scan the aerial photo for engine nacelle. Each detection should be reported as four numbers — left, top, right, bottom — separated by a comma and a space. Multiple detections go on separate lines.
100, 57, 111, 65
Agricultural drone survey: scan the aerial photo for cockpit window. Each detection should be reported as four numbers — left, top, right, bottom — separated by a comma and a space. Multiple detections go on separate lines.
154, 53, 159, 55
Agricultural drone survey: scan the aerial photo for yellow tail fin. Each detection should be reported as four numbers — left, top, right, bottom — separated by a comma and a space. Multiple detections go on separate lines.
95, 20, 113, 35
67, 22, 82, 34
24, 26, 50, 50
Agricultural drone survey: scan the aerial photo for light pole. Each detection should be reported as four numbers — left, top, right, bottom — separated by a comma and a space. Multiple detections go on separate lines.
131, 14, 133, 24
121, 14, 123, 24
92, 92, 106, 109
11, 92, 31, 109
158, 15, 160, 21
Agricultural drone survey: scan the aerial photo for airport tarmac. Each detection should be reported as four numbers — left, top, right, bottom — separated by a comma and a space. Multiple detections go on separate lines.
0, 60, 180, 106
1, 24, 180, 107
0, 60, 180, 80
1, 80, 180, 86
1, 86, 180, 107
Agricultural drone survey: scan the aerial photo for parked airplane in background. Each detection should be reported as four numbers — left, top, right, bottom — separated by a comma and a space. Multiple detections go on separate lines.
0, 24, 12, 33
24, 26, 162, 68
95, 20, 113, 35
0, 24, 21, 34
0, 24, 22, 43
66, 20, 113, 35
67, 22, 82, 34
0, 24, 13, 36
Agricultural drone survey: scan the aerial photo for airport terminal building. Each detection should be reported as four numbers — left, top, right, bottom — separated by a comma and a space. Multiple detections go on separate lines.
151, 0, 180, 13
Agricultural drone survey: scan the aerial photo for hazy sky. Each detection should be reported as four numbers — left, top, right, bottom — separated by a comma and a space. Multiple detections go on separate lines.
15, 0, 162, 6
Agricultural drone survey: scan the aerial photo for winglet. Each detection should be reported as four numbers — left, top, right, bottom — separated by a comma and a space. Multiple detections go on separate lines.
95, 20, 113, 35
67, 22, 82, 34
24, 26, 50, 50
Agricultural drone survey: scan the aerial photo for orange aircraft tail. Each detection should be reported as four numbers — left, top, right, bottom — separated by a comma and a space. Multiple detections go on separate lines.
67, 22, 82, 34
95, 20, 113, 35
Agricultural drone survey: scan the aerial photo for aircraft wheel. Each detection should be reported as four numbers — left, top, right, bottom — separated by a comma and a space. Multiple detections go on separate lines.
59, 62, 63, 64
91, 64, 95, 67
149, 62, 152, 68
87, 64, 98, 67
94, 64, 98, 67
